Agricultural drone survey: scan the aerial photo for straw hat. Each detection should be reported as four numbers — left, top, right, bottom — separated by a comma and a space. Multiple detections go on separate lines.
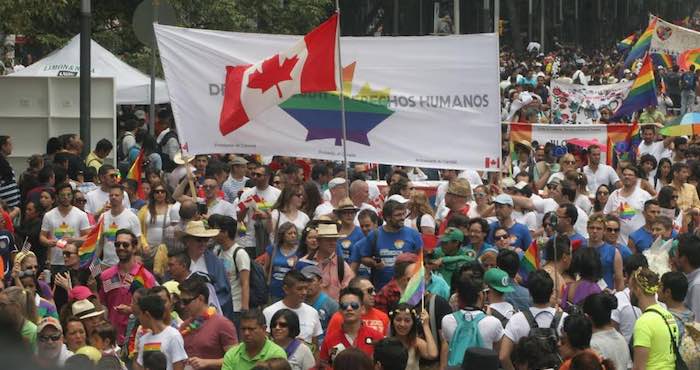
173, 151, 194, 165
72, 299, 105, 320
447, 178, 471, 198
316, 223, 346, 239
334, 198, 359, 213
182, 220, 220, 238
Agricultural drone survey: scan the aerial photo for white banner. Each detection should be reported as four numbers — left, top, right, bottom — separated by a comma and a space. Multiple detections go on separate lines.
530, 125, 607, 147
650, 16, 700, 57
154, 25, 501, 171
550, 80, 632, 125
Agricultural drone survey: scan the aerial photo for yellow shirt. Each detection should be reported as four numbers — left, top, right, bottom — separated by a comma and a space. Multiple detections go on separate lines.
85, 151, 104, 172
673, 183, 700, 212
633, 304, 679, 370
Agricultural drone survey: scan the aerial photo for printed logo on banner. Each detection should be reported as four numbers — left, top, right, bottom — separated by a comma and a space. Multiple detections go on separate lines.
484, 157, 499, 169
279, 62, 394, 146
656, 25, 673, 41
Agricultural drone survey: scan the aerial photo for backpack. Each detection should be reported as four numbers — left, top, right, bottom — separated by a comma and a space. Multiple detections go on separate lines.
233, 247, 269, 308
157, 130, 179, 172
447, 309, 485, 367
490, 309, 510, 328
117, 131, 134, 163
522, 309, 564, 369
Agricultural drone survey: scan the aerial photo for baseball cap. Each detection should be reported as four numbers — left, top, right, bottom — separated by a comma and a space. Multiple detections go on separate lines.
493, 194, 514, 207
386, 194, 409, 204
440, 227, 465, 243
328, 177, 347, 189
68, 286, 95, 301
230, 156, 248, 166
300, 265, 323, 280
500, 177, 516, 189
38, 317, 63, 333
484, 268, 515, 293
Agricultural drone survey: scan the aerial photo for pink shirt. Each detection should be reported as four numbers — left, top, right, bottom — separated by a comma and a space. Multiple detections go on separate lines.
99, 263, 157, 343
316, 254, 355, 301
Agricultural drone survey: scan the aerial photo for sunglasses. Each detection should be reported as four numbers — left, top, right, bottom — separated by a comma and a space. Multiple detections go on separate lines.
563, 160, 576, 165
365, 287, 375, 295
38, 334, 62, 342
154, 189, 166, 194
606, 227, 620, 233
340, 302, 361, 311
672, 195, 679, 199
114, 241, 132, 249
180, 296, 198, 306
272, 321, 289, 329
546, 184, 559, 190
74, 198, 87, 203
495, 235, 509, 241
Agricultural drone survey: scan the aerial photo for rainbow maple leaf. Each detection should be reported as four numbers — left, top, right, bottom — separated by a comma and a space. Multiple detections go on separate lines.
247, 54, 299, 98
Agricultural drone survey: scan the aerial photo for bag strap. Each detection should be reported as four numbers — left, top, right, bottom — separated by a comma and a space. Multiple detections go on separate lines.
490, 309, 508, 327
549, 310, 564, 331
232, 246, 243, 277
285, 338, 302, 359
522, 309, 538, 329
646, 308, 682, 355
429, 294, 437, 342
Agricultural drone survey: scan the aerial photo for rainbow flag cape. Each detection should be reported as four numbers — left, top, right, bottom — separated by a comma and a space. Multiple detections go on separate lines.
625, 17, 657, 67
78, 216, 104, 269
679, 48, 700, 71
617, 33, 637, 52
129, 265, 156, 293
614, 56, 657, 119
126, 149, 145, 199
519, 240, 540, 281
650, 53, 674, 70
399, 250, 425, 306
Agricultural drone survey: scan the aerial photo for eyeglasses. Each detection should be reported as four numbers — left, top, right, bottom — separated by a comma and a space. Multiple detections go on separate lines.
340, 302, 361, 311
494, 234, 509, 241
38, 334, 62, 342
364, 287, 375, 295
114, 241, 132, 249
180, 296, 198, 306
606, 227, 620, 233
272, 321, 289, 329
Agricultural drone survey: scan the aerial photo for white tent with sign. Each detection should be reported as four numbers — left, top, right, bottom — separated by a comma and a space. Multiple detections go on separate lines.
10, 34, 169, 105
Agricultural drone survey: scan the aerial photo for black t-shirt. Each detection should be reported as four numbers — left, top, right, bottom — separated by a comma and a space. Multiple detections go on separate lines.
417, 293, 453, 366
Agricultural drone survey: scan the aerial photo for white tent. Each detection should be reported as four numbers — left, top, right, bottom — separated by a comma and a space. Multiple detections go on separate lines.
10, 35, 169, 105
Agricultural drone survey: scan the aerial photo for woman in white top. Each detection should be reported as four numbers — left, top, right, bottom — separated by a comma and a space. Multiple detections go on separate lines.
270, 309, 315, 370
470, 185, 495, 220
406, 191, 435, 235
390, 304, 438, 370
267, 184, 309, 244
138, 183, 173, 269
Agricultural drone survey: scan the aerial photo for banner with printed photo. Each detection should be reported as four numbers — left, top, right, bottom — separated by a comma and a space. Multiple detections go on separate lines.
155, 24, 501, 171
650, 16, 700, 57
550, 81, 632, 125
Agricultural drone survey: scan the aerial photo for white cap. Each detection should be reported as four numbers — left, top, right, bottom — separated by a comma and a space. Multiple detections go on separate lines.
386, 194, 409, 204
328, 177, 347, 189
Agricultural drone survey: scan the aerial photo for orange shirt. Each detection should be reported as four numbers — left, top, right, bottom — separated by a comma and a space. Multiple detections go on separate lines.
326, 307, 389, 336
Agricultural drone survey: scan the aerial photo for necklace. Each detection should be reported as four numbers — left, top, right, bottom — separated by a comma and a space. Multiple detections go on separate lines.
180, 306, 216, 336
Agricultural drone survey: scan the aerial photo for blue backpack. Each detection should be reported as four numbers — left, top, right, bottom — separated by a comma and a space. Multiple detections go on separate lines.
447, 310, 485, 367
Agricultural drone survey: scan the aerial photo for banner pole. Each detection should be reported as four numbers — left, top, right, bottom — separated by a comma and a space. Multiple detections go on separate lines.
334, 2, 350, 181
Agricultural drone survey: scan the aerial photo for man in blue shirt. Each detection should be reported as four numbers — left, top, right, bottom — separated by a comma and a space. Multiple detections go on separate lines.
555, 203, 588, 249
487, 194, 532, 250
496, 249, 532, 312
358, 198, 422, 290
629, 199, 661, 254
681, 65, 697, 115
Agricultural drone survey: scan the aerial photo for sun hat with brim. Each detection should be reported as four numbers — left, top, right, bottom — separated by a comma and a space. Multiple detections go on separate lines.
162, 280, 181, 296
334, 197, 360, 213
173, 151, 194, 165
316, 223, 346, 239
386, 194, 409, 204
447, 178, 471, 198
484, 268, 515, 293
72, 299, 105, 320
515, 140, 532, 151
182, 220, 220, 238
440, 227, 465, 243
37, 317, 63, 333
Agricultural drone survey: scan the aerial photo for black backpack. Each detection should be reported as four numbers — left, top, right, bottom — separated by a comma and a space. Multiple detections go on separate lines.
116, 131, 133, 163
490, 309, 511, 328
157, 130, 179, 172
232, 247, 269, 308
522, 309, 564, 369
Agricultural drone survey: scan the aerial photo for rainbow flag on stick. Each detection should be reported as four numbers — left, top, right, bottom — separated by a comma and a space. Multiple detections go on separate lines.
126, 149, 145, 199
650, 53, 674, 70
129, 265, 156, 293
78, 216, 104, 269
617, 33, 637, 52
519, 240, 540, 282
614, 56, 657, 119
625, 18, 657, 67
679, 48, 700, 71
399, 251, 425, 306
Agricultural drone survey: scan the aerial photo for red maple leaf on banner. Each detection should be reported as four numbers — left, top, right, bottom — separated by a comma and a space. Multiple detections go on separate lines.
247, 54, 299, 98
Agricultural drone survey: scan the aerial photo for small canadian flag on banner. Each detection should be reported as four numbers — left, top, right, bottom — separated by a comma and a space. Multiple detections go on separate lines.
219, 14, 339, 135
484, 157, 499, 169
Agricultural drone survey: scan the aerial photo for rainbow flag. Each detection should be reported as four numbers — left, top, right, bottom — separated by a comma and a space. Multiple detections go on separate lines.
617, 33, 637, 52
519, 240, 540, 281
130, 265, 156, 293
78, 216, 104, 269
399, 250, 425, 306
619, 202, 636, 220
679, 48, 700, 71
625, 18, 657, 67
650, 53, 674, 69
614, 56, 657, 119
126, 149, 145, 199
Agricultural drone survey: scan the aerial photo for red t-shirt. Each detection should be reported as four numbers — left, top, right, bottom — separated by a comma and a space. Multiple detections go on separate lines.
320, 323, 383, 368
326, 307, 389, 336
438, 205, 470, 235
182, 314, 238, 360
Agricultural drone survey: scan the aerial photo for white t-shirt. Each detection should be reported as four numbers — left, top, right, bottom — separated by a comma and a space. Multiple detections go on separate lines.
611, 288, 642, 342
489, 302, 516, 322
287, 340, 316, 370
218, 245, 250, 312
190, 255, 208, 275
575, 194, 593, 215
137, 326, 188, 370
504, 307, 568, 344
238, 186, 281, 248
207, 198, 237, 220
404, 214, 436, 232
85, 187, 131, 214
603, 187, 652, 244
531, 194, 558, 226
583, 164, 620, 193
41, 207, 91, 265
144, 205, 172, 247
101, 208, 142, 266
263, 301, 323, 343
512, 210, 537, 231
169, 202, 181, 224
638, 140, 672, 165
270, 209, 310, 243
313, 201, 335, 219
441, 309, 504, 350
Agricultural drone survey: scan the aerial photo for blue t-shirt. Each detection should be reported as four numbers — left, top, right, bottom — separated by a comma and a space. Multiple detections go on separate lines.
336, 227, 365, 262
311, 291, 339, 346
265, 245, 300, 299
504, 278, 533, 312
615, 243, 633, 260
629, 227, 654, 253
594, 243, 618, 289
487, 221, 532, 250
357, 226, 423, 289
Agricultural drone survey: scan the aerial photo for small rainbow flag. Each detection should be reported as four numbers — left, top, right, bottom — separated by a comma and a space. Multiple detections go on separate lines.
78, 216, 104, 269
617, 33, 637, 52
399, 250, 425, 306
625, 17, 657, 67
619, 202, 636, 220
126, 149, 145, 199
130, 265, 156, 293
143, 342, 162, 352
614, 55, 657, 119
519, 240, 540, 281
679, 48, 700, 71
650, 53, 674, 69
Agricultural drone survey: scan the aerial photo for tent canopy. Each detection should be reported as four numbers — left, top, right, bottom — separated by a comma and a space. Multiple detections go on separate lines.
11, 35, 169, 105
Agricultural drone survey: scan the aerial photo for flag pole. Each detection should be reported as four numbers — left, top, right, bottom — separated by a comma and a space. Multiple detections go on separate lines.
334, 2, 350, 181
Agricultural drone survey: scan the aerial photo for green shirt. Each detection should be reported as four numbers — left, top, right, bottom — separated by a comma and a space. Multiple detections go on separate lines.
633, 304, 679, 370
21, 319, 37, 353
222, 338, 287, 370
432, 246, 475, 287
